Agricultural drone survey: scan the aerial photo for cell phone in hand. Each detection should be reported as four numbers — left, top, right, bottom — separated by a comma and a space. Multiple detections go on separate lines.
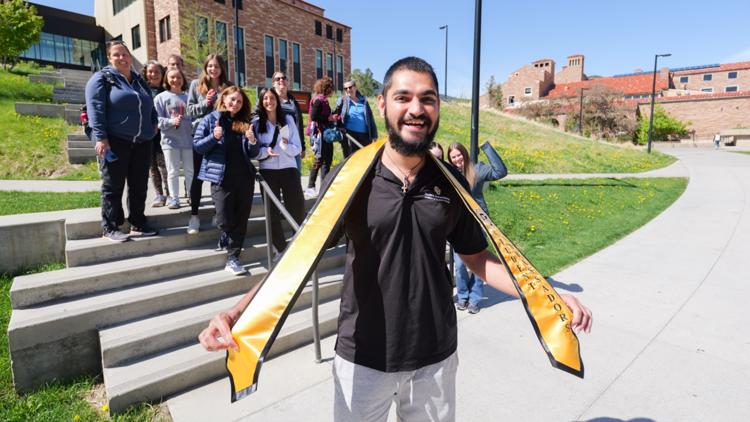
105, 149, 118, 162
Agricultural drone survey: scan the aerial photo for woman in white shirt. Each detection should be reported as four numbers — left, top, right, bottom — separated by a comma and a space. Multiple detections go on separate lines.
253, 87, 305, 255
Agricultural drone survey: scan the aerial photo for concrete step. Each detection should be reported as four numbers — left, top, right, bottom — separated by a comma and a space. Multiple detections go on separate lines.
103, 298, 342, 414
65, 223, 275, 267
7, 249, 343, 393
100, 268, 344, 367
68, 140, 94, 149
67, 147, 96, 164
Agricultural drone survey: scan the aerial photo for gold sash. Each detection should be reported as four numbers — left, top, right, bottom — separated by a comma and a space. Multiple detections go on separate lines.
227, 140, 582, 401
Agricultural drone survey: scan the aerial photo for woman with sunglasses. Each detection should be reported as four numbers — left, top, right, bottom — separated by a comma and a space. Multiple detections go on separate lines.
333, 80, 378, 154
84, 40, 158, 242
272, 71, 305, 177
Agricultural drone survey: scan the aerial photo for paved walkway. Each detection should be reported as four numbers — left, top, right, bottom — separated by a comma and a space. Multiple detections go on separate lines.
164, 147, 750, 421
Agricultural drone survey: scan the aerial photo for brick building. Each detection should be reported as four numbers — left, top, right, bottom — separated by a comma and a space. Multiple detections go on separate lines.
495, 54, 750, 139
94, 0, 351, 91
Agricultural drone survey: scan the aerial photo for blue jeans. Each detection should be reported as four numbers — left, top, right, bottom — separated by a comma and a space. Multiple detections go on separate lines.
454, 253, 484, 306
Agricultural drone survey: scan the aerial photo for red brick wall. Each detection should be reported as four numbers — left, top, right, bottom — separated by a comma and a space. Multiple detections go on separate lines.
502, 64, 553, 108
672, 69, 750, 94
638, 95, 750, 139
150, 0, 351, 92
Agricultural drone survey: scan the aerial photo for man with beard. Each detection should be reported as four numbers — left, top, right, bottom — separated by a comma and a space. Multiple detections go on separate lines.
199, 57, 592, 421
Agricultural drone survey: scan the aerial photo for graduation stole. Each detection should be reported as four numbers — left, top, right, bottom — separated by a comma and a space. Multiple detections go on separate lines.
227, 139, 583, 401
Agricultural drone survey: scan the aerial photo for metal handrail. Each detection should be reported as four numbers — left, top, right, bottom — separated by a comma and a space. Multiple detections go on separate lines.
345, 132, 364, 150
256, 172, 323, 363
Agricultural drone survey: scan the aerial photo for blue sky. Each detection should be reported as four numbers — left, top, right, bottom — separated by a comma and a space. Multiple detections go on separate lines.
35, 0, 750, 98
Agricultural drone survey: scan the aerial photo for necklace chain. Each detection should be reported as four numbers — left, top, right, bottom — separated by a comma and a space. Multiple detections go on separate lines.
384, 148, 424, 193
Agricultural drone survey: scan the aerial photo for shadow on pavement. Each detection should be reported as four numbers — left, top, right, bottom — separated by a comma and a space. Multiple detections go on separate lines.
583, 418, 656, 422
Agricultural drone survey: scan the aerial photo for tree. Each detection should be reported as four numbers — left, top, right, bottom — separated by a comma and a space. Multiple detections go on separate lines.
563, 84, 636, 139
635, 106, 690, 145
349, 68, 380, 97
0, 0, 43, 69
180, 13, 227, 76
485, 75, 503, 109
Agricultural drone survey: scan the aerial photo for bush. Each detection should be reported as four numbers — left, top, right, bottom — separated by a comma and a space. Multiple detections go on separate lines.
0, 68, 53, 101
635, 106, 690, 145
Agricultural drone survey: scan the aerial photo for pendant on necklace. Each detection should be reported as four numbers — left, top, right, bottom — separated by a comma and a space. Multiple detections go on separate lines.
401, 183, 408, 193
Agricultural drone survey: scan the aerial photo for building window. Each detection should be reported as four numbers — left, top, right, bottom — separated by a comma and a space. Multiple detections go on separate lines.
315, 21, 322, 36
336, 28, 343, 43
292, 43, 301, 90
728, 71, 737, 79
336, 55, 344, 90
196, 16, 208, 48
326, 52, 333, 80
279, 39, 287, 75
703, 74, 712, 81
131, 25, 141, 50
524, 87, 532, 96
113, 0, 135, 15
315, 50, 323, 79
725, 86, 738, 92
214, 0, 225, 3
326, 24, 333, 40
701, 87, 713, 93
159, 16, 171, 42
21, 31, 105, 68
235, 26, 245, 86
508, 95, 515, 105
215, 21, 227, 57
264, 35, 274, 87
231, 0, 243, 9
679, 76, 688, 84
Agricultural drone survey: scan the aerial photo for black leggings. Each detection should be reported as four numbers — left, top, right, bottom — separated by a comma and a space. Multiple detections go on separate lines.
260, 167, 305, 253
308, 138, 350, 188
190, 151, 204, 215
211, 178, 254, 257
100, 138, 152, 231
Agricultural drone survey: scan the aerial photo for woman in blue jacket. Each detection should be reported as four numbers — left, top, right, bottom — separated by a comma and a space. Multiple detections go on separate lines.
447, 142, 508, 314
84, 40, 158, 242
193, 86, 260, 275
333, 79, 378, 154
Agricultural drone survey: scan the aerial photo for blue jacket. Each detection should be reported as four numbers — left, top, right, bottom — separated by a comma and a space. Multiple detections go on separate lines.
84, 65, 157, 143
193, 111, 260, 184
334, 92, 378, 140
468, 142, 508, 213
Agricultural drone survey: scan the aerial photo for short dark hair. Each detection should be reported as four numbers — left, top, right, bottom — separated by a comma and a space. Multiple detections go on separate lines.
382, 57, 439, 97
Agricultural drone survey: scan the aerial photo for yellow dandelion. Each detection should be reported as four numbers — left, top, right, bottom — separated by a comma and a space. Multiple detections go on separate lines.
101, 404, 109, 412
73, 415, 81, 421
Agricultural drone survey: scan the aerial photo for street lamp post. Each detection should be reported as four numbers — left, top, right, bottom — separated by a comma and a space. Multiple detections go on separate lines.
469, 0, 482, 163
439, 25, 448, 100
233, 0, 240, 85
578, 87, 588, 136
647, 53, 671, 153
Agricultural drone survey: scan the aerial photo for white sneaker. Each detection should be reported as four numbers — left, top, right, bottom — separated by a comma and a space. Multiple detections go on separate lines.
304, 187, 316, 197
187, 215, 200, 234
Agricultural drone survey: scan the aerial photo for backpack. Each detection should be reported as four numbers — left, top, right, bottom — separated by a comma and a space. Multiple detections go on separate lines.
305, 94, 329, 137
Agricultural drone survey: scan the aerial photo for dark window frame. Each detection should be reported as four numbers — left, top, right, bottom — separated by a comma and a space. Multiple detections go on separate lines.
264, 34, 275, 87
326, 24, 333, 40
159, 16, 171, 43
292, 42, 301, 90
315, 21, 322, 36
679, 75, 688, 84
728, 71, 738, 79
703, 74, 712, 81
336, 28, 343, 43
131, 25, 141, 50
315, 49, 323, 80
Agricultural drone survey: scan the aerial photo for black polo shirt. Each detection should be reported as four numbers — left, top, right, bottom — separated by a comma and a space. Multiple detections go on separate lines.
332, 154, 487, 372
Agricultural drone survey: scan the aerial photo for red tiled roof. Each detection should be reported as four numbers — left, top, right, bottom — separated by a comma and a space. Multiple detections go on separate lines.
546, 73, 669, 98
635, 90, 750, 104
672, 61, 750, 75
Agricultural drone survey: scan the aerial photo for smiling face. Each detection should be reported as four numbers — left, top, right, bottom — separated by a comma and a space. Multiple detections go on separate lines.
223, 92, 244, 115
166, 70, 183, 93
272, 73, 288, 96
448, 148, 464, 172
378, 69, 440, 156
107, 43, 132, 74
145, 64, 162, 87
167, 56, 183, 71
206, 59, 222, 80
262, 90, 277, 114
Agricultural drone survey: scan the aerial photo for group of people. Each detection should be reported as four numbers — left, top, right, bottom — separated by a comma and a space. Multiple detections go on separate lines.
84, 41, 379, 275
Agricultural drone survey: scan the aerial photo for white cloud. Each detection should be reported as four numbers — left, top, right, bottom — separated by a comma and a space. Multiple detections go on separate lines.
726, 47, 750, 62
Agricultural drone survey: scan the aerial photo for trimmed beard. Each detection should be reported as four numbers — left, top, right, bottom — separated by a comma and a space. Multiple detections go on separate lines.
384, 105, 439, 156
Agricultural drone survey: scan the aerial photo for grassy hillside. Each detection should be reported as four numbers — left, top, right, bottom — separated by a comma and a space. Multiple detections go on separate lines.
371, 100, 675, 174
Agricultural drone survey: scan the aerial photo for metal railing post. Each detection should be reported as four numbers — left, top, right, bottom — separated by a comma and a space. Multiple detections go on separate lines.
256, 173, 322, 363
345, 133, 364, 150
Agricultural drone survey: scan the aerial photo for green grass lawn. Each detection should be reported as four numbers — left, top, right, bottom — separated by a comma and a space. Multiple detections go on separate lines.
0, 266, 166, 422
0, 191, 100, 216
732, 151, 750, 155
484, 177, 688, 275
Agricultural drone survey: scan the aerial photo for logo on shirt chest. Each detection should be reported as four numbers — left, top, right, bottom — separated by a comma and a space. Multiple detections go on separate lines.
420, 185, 451, 204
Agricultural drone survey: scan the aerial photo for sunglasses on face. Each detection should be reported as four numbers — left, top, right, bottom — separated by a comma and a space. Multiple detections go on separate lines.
344, 86, 354, 90
274, 76, 287, 81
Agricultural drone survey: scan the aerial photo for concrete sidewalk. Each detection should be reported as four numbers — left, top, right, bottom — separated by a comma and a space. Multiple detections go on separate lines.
167, 147, 750, 421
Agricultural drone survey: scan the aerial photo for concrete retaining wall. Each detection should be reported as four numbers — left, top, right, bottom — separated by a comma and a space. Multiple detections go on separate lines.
0, 216, 67, 274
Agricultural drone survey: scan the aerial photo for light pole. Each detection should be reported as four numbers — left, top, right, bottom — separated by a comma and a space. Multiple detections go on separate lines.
439, 25, 448, 100
233, 0, 240, 85
469, 0, 482, 163
578, 87, 588, 136
647, 53, 671, 153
